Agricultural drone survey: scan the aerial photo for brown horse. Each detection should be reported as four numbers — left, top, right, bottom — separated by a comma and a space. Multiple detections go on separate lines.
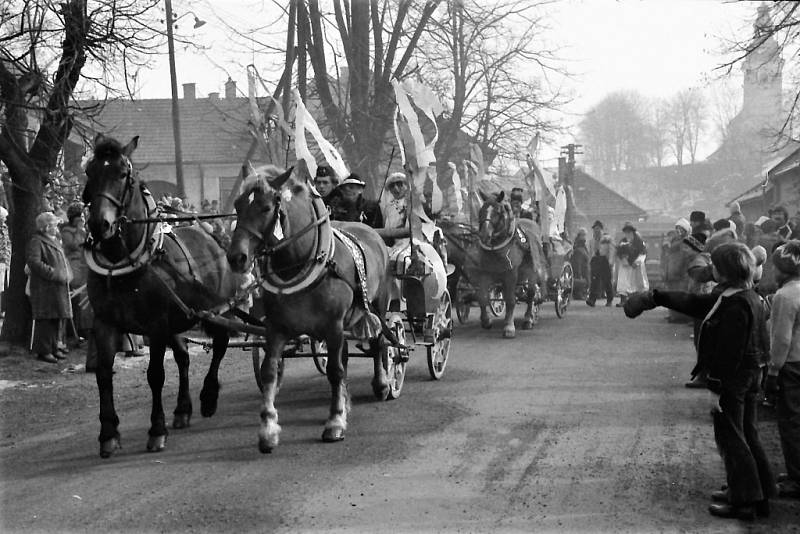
83, 134, 237, 457
466, 191, 547, 338
227, 164, 393, 452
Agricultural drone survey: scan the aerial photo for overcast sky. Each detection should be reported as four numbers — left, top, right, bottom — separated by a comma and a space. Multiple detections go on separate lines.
136, 0, 761, 165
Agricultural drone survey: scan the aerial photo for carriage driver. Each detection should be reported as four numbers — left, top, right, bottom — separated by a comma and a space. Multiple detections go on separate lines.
375, 171, 448, 308
329, 174, 383, 228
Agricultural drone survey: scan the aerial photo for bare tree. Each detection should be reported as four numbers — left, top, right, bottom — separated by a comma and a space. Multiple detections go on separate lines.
0, 0, 163, 342
580, 91, 651, 176
419, 0, 566, 168
665, 88, 705, 166
647, 99, 670, 168
290, 0, 441, 194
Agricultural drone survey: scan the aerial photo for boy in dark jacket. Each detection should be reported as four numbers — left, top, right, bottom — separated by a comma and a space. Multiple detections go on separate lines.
623, 242, 775, 521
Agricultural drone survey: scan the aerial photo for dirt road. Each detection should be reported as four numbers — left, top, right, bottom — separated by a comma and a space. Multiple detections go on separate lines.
2, 303, 799, 533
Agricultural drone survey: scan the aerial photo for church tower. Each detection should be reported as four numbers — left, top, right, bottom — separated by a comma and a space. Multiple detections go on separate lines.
739, 2, 784, 138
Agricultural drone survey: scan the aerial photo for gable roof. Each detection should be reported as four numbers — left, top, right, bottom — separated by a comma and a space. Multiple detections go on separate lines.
572, 169, 647, 219
78, 95, 268, 165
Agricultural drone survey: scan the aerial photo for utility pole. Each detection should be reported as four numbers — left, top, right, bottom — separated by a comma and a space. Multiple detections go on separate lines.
165, 0, 185, 198
559, 143, 582, 239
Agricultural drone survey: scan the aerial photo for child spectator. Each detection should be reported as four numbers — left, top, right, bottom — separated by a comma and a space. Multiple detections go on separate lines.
623, 242, 775, 520
765, 240, 800, 499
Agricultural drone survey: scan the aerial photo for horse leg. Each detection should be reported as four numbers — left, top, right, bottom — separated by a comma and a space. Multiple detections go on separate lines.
258, 332, 287, 453
522, 268, 535, 330
371, 293, 390, 401
94, 321, 122, 458
502, 272, 517, 338
322, 328, 350, 442
146, 338, 169, 452
200, 327, 230, 417
477, 274, 492, 329
169, 335, 192, 430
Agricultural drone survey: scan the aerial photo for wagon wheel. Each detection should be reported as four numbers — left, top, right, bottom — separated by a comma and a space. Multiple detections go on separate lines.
252, 343, 284, 393
427, 289, 453, 380
310, 340, 328, 375
555, 263, 574, 318
455, 285, 471, 324
489, 285, 505, 317
382, 313, 407, 399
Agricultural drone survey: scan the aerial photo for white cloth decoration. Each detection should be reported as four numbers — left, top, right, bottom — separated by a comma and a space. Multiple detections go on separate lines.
447, 162, 463, 213
293, 89, 349, 180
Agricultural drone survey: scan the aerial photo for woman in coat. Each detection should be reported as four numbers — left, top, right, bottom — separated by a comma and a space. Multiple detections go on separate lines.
614, 222, 648, 306
27, 212, 72, 363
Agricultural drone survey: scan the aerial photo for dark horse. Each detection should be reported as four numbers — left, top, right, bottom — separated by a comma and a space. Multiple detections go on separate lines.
443, 192, 547, 338
227, 163, 393, 452
83, 134, 237, 457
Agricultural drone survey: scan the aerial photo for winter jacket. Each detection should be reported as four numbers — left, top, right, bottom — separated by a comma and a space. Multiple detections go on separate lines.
26, 232, 72, 319
60, 224, 87, 288
663, 237, 691, 283
654, 287, 769, 382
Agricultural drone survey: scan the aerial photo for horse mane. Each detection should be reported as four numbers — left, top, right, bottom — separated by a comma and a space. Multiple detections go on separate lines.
93, 137, 125, 162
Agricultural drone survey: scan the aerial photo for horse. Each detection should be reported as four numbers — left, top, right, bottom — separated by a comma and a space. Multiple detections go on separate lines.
227, 163, 393, 452
82, 134, 237, 457
443, 192, 547, 338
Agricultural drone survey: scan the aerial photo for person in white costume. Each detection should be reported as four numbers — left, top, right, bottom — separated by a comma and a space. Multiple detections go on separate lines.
376, 171, 447, 304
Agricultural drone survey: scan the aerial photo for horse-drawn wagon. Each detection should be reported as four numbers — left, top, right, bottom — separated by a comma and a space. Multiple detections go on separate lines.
441, 191, 573, 337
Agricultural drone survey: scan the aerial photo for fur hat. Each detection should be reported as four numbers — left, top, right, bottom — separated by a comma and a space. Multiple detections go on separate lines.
773, 240, 800, 276
622, 222, 636, 233
690, 211, 706, 223
386, 172, 406, 186
675, 218, 691, 234
712, 218, 734, 233
66, 202, 84, 222
591, 220, 604, 230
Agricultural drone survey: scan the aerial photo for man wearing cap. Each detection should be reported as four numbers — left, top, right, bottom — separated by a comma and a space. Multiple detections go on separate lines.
586, 220, 614, 307
509, 188, 533, 220
314, 165, 341, 208
771, 205, 793, 241
329, 173, 383, 228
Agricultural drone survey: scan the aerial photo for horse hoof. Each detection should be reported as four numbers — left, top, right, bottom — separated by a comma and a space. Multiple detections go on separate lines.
172, 413, 191, 429
503, 327, 516, 338
258, 437, 274, 454
322, 427, 345, 443
372, 381, 390, 401
99, 437, 121, 458
199, 389, 218, 418
146, 434, 166, 452
481, 319, 492, 330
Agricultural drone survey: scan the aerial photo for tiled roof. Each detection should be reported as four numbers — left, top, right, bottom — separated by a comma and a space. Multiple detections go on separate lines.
78, 96, 268, 164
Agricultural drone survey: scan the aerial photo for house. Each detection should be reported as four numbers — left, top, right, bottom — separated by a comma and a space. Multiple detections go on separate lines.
77, 78, 273, 208
731, 146, 800, 220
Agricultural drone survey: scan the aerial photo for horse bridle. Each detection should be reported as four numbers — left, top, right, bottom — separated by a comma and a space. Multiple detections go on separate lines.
479, 202, 516, 251
88, 156, 136, 235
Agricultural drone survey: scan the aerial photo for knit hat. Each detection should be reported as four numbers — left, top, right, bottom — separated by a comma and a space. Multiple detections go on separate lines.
752, 245, 767, 267
690, 211, 706, 223
675, 218, 691, 234
773, 240, 800, 276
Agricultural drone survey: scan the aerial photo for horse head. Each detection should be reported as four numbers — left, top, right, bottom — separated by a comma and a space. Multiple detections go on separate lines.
478, 191, 514, 247
82, 134, 140, 245
227, 164, 294, 273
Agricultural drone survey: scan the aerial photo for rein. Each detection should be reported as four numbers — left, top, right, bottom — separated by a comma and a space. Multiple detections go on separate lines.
479, 208, 517, 252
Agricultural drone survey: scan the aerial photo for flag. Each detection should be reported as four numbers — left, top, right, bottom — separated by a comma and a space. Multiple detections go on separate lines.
293, 89, 348, 180
468, 143, 485, 181
392, 79, 442, 171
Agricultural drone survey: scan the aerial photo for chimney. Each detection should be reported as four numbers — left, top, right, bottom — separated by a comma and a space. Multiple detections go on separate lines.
208, 92, 219, 100
224, 77, 236, 99
183, 83, 196, 100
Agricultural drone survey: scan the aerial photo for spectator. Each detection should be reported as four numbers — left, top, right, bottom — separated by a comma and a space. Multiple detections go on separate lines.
624, 242, 775, 521
26, 212, 73, 364
586, 220, 614, 307
770, 205, 792, 241
765, 240, 800, 500
614, 222, 648, 307
756, 219, 781, 296
570, 227, 590, 299
729, 201, 746, 240
690, 210, 706, 235
662, 218, 693, 323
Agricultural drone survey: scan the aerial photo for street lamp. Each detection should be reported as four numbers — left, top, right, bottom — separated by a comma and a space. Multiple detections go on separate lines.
163, 0, 204, 198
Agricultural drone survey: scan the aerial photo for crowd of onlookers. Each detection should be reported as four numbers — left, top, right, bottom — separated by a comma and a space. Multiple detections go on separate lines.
618, 200, 800, 521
